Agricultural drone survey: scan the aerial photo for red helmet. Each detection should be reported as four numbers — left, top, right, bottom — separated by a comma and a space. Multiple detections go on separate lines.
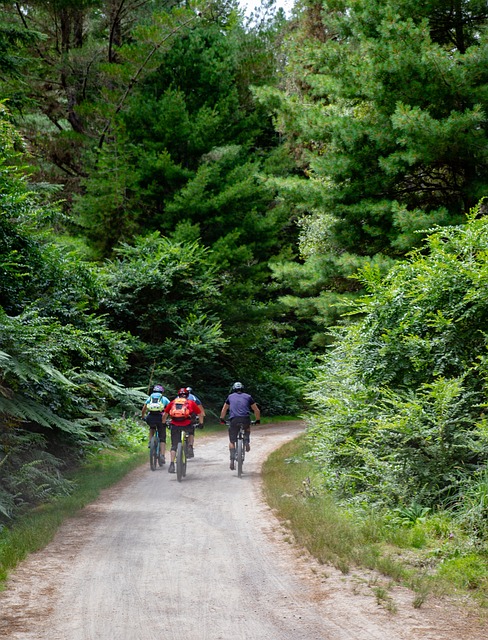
178, 387, 189, 397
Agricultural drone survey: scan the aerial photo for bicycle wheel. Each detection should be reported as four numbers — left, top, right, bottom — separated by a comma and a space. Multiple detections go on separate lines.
237, 438, 244, 477
176, 442, 184, 482
149, 436, 158, 471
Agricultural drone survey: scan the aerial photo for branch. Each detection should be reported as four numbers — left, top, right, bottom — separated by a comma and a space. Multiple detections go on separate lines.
97, 12, 200, 151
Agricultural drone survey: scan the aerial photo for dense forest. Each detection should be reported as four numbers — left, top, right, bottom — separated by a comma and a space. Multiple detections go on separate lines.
1, 0, 488, 546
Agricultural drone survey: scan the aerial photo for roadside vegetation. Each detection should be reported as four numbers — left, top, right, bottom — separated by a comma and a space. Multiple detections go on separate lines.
263, 435, 488, 612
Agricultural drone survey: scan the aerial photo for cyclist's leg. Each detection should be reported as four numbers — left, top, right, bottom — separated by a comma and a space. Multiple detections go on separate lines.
157, 419, 166, 462
168, 423, 179, 473
146, 413, 157, 448
228, 419, 239, 469
244, 425, 251, 451
187, 424, 195, 457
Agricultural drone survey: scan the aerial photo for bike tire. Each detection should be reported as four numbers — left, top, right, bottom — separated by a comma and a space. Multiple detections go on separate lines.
149, 436, 158, 471
176, 442, 184, 482
237, 438, 244, 477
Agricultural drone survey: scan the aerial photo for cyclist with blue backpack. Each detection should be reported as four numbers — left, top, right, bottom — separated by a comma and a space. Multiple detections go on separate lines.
141, 384, 170, 464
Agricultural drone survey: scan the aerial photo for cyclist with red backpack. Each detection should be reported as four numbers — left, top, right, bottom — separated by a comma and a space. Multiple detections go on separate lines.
162, 387, 201, 473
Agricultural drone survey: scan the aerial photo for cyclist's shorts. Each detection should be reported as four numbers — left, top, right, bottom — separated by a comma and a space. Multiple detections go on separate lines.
228, 417, 251, 443
169, 425, 185, 451
145, 413, 167, 442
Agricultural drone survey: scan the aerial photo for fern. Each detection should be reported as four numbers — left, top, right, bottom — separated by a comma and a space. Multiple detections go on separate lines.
0, 396, 84, 434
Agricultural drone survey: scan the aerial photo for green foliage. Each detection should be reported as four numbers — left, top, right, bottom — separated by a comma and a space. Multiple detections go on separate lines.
389, 503, 431, 528
454, 469, 488, 541
106, 417, 147, 451
306, 205, 488, 543
99, 232, 227, 388
287, 436, 488, 599
437, 554, 488, 592
255, 0, 488, 344
0, 102, 146, 522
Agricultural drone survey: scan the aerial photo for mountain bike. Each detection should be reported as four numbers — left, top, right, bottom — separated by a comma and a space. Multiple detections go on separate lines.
149, 430, 164, 471
228, 419, 255, 477
176, 427, 189, 482
235, 422, 247, 477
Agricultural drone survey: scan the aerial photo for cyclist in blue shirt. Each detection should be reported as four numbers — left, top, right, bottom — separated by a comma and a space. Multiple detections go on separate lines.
185, 386, 205, 458
141, 384, 170, 464
219, 382, 260, 470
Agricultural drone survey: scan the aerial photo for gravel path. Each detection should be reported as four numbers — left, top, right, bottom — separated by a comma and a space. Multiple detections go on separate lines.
0, 422, 486, 639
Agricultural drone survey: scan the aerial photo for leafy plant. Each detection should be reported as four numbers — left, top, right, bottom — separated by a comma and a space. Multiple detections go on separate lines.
389, 504, 432, 527
306, 204, 488, 543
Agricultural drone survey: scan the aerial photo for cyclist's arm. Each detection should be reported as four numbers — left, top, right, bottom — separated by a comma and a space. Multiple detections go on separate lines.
250, 402, 261, 422
219, 402, 230, 422
189, 400, 203, 424
193, 399, 205, 424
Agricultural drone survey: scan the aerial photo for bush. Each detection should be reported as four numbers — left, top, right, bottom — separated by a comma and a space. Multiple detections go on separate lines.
306, 203, 488, 542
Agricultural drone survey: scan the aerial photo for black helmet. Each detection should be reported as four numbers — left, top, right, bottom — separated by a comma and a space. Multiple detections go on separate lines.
232, 381, 244, 392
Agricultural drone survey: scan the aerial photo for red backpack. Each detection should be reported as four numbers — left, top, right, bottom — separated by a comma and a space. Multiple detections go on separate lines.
169, 397, 191, 421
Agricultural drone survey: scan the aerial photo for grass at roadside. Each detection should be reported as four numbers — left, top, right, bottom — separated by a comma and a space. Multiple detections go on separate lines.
262, 433, 488, 612
0, 447, 146, 590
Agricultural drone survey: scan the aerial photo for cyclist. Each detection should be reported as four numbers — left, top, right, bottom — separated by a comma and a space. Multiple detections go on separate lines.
141, 384, 170, 464
185, 386, 205, 458
219, 382, 260, 470
162, 387, 201, 473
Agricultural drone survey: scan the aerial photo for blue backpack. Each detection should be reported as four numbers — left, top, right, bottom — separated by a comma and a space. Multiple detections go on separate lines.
147, 392, 165, 412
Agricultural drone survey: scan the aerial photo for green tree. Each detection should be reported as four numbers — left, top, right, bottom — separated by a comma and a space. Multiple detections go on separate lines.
257, 0, 488, 344
0, 1, 202, 191
72, 4, 288, 252
0, 105, 141, 522
98, 232, 227, 390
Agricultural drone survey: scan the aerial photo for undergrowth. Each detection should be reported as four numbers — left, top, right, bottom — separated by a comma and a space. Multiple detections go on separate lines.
262, 434, 488, 611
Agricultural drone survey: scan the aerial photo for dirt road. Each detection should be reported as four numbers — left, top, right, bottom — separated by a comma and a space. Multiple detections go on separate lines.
0, 422, 486, 639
